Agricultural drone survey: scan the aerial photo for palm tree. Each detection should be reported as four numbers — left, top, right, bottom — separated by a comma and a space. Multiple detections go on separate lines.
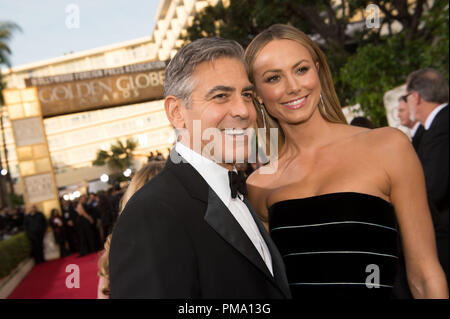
93, 138, 138, 182
0, 21, 21, 67
0, 21, 21, 208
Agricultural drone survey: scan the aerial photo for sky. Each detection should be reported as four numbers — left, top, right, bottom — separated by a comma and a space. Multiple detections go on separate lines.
0, 0, 160, 68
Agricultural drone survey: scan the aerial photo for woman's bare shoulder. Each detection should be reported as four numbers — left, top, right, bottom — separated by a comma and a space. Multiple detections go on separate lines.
363, 126, 411, 148
340, 125, 409, 147
352, 127, 415, 165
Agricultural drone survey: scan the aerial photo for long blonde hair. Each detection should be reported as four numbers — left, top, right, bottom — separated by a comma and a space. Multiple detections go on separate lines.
97, 161, 165, 297
245, 24, 347, 154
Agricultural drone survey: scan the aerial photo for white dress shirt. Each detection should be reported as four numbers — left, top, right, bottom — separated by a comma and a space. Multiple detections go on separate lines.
175, 142, 274, 276
424, 103, 447, 130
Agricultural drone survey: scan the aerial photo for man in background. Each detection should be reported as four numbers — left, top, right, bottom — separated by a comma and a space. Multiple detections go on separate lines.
405, 67, 449, 284
24, 205, 47, 264
397, 95, 425, 152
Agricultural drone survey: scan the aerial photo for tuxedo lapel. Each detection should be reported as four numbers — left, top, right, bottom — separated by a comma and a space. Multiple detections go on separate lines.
165, 149, 209, 203
167, 147, 290, 297
243, 198, 291, 298
204, 188, 271, 277
204, 188, 290, 298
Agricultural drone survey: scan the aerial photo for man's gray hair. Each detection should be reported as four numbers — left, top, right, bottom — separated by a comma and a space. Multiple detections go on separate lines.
164, 37, 246, 106
407, 68, 449, 104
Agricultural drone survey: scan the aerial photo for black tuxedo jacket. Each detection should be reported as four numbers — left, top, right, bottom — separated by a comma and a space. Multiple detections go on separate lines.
412, 124, 425, 153
109, 150, 291, 299
417, 105, 449, 226
417, 104, 449, 281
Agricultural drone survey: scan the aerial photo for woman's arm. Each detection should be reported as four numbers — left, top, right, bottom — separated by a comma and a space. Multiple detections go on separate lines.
382, 128, 448, 298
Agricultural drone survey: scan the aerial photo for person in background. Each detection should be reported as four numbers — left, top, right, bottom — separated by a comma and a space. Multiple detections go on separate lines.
108, 184, 123, 225
24, 205, 47, 264
405, 68, 449, 285
96, 192, 115, 243
61, 199, 78, 254
1, 208, 24, 236
397, 95, 424, 152
10, 208, 25, 233
0, 207, 9, 240
97, 161, 165, 298
87, 193, 102, 250
49, 208, 69, 258
76, 195, 96, 257
155, 151, 165, 161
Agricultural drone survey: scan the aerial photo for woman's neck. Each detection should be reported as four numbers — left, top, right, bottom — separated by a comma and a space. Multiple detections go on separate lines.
279, 108, 335, 158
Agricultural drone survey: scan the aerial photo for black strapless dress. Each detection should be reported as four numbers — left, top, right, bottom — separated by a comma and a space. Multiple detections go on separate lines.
269, 192, 399, 299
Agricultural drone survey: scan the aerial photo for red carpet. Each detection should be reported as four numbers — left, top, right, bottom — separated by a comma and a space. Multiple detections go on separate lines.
8, 252, 101, 299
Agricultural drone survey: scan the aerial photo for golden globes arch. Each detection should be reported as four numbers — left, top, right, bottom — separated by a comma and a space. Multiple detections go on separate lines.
2, 87, 60, 217
2, 61, 167, 216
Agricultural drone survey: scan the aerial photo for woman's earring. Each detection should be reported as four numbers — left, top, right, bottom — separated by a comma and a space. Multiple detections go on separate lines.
320, 93, 326, 112
260, 103, 267, 131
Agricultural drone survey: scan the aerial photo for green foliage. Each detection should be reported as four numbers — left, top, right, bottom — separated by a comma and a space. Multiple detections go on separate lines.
184, 0, 449, 128
0, 232, 31, 278
340, 34, 427, 126
340, 3, 449, 126
10, 192, 24, 207
0, 21, 22, 104
183, 0, 312, 48
92, 150, 110, 166
420, 1, 449, 82
92, 138, 138, 174
0, 21, 22, 67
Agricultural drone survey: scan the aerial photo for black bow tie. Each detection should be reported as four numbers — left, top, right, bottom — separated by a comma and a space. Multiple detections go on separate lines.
228, 170, 248, 199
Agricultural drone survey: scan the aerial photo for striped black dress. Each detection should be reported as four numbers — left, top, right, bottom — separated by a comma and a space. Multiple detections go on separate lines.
269, 192, 399, 299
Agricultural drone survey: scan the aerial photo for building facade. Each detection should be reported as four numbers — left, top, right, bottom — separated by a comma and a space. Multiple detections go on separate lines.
1, 0, 220, 196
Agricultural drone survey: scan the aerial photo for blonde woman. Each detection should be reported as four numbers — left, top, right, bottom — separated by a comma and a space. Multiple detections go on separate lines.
245, 24, 448, 299
97, 161, 165, 299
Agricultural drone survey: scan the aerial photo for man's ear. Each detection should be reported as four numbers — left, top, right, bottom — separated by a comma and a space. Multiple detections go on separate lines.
164, 96, 185, 129
412, 91, 421, 104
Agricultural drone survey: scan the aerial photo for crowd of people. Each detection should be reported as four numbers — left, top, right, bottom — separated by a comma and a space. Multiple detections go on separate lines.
0, 152, 169, 267
0, 206, 26, 241
0, 188, 124, 265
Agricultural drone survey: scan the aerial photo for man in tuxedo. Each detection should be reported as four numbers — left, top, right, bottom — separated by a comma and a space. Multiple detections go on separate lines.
24, 205, 47, 264
397, 95, 425, 152
109, 37, 290, 299
405, 68, 449, 283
